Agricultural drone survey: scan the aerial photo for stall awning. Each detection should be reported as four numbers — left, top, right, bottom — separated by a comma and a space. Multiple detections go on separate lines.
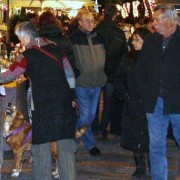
3, 0, 95, 9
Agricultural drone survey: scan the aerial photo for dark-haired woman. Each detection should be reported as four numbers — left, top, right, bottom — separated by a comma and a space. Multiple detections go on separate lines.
115, 27, 151, 178
37, 11, 80, 78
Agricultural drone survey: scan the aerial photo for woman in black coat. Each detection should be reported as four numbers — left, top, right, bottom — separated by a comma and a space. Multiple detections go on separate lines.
37, 11, 80, 79
115, 27, 151, 178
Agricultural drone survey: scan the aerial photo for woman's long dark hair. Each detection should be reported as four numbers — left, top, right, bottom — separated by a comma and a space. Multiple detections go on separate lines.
128, 27, 151, 61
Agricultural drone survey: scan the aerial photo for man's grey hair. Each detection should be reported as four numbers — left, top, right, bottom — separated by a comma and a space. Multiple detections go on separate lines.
153, 4, 179, 22
15, 21, 38, 39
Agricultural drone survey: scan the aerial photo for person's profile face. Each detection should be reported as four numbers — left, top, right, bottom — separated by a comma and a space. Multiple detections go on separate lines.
132, 34, 144, 51
152, 9, 169, 36
18, 35, 29, 47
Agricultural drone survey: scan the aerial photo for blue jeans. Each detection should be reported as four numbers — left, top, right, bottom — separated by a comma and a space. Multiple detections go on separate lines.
75, 86, 101, 150
146, 97, 180, 180
100, 83, 114, 135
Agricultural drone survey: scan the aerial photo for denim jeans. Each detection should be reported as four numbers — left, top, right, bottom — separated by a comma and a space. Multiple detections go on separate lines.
100, 83, 114, 135
75, 86, 101, 150
146, 97, 180, 180
32, 139, 77, 180
91, 99, 100, 132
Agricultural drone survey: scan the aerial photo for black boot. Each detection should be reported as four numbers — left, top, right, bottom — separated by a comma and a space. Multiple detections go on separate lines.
132, 153, 146, 178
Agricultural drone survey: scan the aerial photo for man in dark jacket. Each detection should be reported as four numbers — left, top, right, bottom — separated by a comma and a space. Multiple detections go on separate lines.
136, 4, 180, 180
96, 4, 128, 139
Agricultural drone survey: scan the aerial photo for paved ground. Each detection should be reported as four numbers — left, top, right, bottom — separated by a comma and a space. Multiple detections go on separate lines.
1, 134, 179, 180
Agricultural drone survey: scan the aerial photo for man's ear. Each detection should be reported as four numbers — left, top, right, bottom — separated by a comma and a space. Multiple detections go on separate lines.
78, 19, 82, 27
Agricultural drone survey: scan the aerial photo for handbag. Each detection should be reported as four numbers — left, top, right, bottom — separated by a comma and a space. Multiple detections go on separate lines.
32, 45, 75, 88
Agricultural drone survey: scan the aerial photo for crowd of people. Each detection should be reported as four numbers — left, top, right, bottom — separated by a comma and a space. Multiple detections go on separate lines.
0, 2, 180, 180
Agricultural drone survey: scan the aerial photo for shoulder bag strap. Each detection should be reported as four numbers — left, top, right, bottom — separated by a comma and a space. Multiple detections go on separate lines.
32, 45, 64, 71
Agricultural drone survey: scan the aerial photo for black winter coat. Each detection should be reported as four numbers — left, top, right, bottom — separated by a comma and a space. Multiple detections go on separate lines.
136, 26, 180, 114
96, 18, 128, 83
23, 45, 76, 144
115, 54, 149, 152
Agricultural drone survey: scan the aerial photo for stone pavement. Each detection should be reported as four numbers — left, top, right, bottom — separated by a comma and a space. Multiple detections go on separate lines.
1, 134, 179, 180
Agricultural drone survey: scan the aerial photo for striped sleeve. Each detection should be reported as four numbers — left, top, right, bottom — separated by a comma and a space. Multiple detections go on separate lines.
0, 54, 27, 84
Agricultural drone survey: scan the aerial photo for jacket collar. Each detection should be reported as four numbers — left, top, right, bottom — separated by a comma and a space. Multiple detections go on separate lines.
78, 26, 97, 37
